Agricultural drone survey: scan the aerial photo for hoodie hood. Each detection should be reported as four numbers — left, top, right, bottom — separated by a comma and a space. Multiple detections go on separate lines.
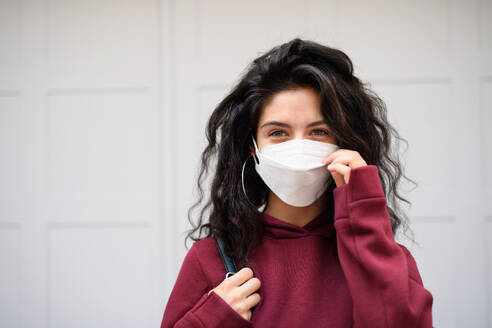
261, 209, 335, 239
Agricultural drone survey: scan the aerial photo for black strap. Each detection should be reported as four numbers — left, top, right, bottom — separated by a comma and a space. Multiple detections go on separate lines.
214, 236, 238, 278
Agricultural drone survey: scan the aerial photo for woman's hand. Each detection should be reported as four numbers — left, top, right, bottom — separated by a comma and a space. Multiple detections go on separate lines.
208, 267, 261, 322
323, 149, 367, 187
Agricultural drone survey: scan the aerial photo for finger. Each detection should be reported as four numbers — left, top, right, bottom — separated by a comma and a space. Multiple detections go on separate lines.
328, 168, 345, 187
326, 154, 355, 168
239, 277, 261, 296
323, 150, 345, 164
229, 267, 254, 286
328, 162, 351, 174
324, 150, 357, 165
327, 152, 367, 168
243, 292, 261, 310
328, 163, 351, 184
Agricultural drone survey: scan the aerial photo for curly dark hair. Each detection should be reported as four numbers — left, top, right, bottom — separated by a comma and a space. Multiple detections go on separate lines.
184, 37, 418, 268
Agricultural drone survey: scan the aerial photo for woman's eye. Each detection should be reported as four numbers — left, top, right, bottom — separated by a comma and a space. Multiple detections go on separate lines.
311, 129, 330, 136
269, 130, 286, 137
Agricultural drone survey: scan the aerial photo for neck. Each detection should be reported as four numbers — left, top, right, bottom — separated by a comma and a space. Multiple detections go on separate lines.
263, 191, 327, 227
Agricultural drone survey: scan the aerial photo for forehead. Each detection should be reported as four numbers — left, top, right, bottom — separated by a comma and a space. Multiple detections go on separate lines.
259, 87, 322, 124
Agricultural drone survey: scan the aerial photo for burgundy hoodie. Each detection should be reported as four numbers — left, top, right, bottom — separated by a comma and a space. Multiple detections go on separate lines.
160, 165, 434, 327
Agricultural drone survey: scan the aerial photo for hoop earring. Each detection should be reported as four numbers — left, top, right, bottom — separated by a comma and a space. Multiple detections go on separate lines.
241, 153, 260, 208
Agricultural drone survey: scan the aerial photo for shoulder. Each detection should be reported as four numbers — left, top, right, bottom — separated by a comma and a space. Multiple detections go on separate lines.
397, 243, 424, 285
188, 237, 228, 288
176, 237, 216, 278
192, 236, 219, 262
193, 236, 216, 250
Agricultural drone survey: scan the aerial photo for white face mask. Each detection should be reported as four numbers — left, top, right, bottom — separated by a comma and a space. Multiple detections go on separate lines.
252, 137, 339, 207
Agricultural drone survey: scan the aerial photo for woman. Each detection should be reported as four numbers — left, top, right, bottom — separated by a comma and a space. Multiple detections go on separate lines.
161, 38, 434, 327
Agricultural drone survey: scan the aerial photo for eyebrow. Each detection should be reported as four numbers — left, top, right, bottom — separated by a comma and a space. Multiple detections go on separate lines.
260, 120, 328, 129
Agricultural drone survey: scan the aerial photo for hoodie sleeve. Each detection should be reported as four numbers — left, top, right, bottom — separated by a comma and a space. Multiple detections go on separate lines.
332, 165, 434, 328
160, 242, 253, 328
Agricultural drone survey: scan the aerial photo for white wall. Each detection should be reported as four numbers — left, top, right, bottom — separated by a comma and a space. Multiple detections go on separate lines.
0, 0, 490, 327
